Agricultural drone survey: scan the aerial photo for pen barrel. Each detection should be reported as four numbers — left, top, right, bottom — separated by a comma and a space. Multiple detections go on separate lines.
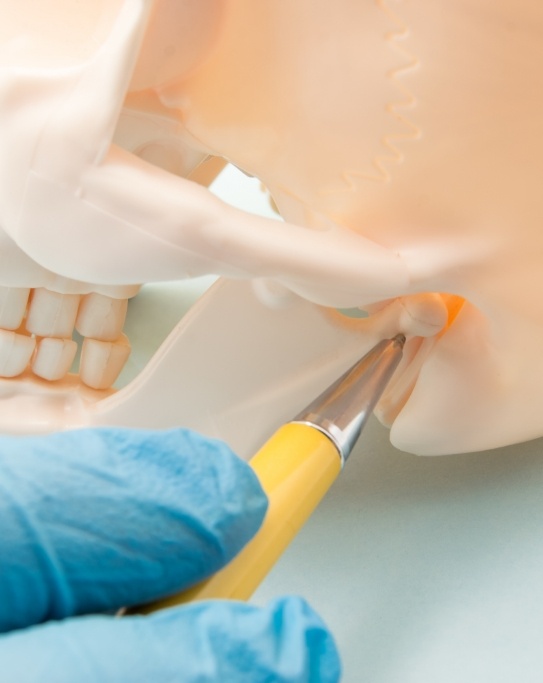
141, 422, 341, 611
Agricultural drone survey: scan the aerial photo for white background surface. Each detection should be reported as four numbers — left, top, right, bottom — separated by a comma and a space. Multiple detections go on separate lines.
128, 166, 543, 682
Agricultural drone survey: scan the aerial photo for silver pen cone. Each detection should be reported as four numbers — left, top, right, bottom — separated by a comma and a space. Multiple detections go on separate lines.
291, 334, 406, 465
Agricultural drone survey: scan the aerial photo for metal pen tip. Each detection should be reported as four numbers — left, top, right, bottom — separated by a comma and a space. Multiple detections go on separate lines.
292, 335, 406, 465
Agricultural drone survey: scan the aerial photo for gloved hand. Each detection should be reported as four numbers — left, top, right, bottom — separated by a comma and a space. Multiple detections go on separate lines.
0, 427, 341, 682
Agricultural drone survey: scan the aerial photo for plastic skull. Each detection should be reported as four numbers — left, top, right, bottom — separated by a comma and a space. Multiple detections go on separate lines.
0, 0, 541, 456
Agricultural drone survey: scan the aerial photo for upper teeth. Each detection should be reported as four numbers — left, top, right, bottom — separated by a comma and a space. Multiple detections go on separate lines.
76, 292, 128, 342
26, 289, 81, 339
0, 287, 31, 330
0, 286, 131, 389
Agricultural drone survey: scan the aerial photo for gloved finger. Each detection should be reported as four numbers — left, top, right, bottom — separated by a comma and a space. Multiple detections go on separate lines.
0, 428, 267, 633
0, 596, 341, 683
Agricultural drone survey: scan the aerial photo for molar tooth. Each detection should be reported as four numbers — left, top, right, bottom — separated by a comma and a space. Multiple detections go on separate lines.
31, 338, 78, 382
0, 330, 36, 378
75, 293, 128, 342
79, 334, 131, 390
0, 287, 31, 330
26, 288, 81, 338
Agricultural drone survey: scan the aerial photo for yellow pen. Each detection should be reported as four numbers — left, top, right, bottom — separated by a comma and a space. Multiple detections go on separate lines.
138, 334, 406, 612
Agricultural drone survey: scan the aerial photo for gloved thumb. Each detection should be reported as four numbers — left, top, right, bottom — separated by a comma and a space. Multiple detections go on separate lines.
0, 596, 341, 683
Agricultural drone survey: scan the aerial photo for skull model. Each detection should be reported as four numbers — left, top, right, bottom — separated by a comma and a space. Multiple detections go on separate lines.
0, 0, 541, 456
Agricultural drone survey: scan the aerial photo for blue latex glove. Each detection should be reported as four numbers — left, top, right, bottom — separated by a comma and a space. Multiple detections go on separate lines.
0, 428, 341, 682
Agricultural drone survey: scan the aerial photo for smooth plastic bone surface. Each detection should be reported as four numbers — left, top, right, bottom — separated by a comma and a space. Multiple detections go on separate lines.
0, 1, 542, 454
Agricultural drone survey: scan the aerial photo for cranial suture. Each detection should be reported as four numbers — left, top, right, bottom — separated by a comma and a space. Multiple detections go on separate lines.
0, 0, 541, 455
